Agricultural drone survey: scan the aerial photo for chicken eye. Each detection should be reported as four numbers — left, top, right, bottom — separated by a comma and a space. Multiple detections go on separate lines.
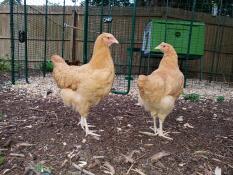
107, 37, 110, 39
162, 45, 166, 48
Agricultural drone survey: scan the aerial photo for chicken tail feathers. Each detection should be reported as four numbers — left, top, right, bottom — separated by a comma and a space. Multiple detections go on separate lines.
137, 75, 148, 88
51, 55, 76, 89
51, 55, 66, 65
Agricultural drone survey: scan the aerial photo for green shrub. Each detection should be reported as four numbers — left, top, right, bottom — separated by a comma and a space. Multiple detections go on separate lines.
216, 96, 224, 102
0, 55, 11, 72
0, 112, 3, 121
41, 60, 53, 72
35, 163, 51, 173
184, 93, 200, 102
0, 154, 5, 165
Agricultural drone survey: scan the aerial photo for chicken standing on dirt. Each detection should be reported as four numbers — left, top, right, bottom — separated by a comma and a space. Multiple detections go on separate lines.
51, 33, 119, 137
137, 42, 184, 140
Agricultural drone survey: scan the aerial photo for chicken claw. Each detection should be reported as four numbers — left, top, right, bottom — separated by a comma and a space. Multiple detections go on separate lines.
158, 119, 173, 140
78, 117, 85, 130
157, 129, 173, 140
141, 118, 173, 140
85, 129, 100, 137
80, 116, 100, 137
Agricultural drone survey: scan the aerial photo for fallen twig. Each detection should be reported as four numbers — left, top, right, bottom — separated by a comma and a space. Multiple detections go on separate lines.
126, 163, 134, 174
72, 162, 96, 175
101, 161, 115, 175
212, 158, 233, 169
29, 107, 58, 119
135, 153, 147, 161
61, 159, 68, 168
9, 153, 25, 157
131, 168, 146, 175
122, 150, 140, 163
93, 156, 105, 159
16, 142, 35, 148
29, 107, 44, 112
2, 169, 11, 175
139, 131, 156, 136
0, 148, 8, 151
151, 151, 170, 163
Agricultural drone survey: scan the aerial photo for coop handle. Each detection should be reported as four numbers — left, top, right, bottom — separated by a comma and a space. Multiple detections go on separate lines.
175, 31, 181, 37
18, 30, 26, 43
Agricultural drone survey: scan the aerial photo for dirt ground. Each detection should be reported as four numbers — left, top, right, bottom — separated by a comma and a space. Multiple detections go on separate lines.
0, 74, 233, 175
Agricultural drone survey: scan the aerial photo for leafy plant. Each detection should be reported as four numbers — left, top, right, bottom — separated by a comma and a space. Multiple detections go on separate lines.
35, 163, 51, 173
0, 55, 11, 72
184, 93, 200, 102
0, 154, 5, 165
41, 60, 53, 72
216, 96, 224, 102
0, 111, 3, 121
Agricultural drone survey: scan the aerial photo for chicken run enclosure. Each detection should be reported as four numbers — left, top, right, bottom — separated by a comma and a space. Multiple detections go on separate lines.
1, 1, 233, 175
2, 0, 233, 94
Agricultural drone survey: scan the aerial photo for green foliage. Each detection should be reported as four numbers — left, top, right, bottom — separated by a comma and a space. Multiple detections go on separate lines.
47, 2, 62, 6
81, 0, 132, 7
184, 93, 200, 102
216, 96, 225, 102
0, 154, 5, 165
0, 55, 11, 72
41, 60, 53, 72
1, 0, 22, 5
35, 163, 51, 173
0, 111, 3, 121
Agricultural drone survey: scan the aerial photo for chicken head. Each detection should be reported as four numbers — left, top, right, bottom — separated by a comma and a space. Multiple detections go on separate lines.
101, 32, 119, 46
155, 42, 175, 54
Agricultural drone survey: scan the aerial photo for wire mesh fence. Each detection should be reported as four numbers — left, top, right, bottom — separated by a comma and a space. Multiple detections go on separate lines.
0, 0, 232, 93
7, 0, 72, 83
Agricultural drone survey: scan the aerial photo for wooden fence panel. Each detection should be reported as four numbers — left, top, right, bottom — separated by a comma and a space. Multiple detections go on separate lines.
0, 5, 232, 81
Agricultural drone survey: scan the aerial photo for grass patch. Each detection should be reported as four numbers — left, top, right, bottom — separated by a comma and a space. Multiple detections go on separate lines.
41, 60, 53, 72
0, 55, 11, 72
35, 163, 52, 173
0, 154, 5, 165
184, 93, 200, 102
216, 96, 225, 102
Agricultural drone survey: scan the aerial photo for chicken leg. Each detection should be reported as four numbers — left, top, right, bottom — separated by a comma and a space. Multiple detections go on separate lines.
141, 116, 159, 136
79, 116, 100, 137
78, 116, 85, 130
152, 116, 157, 134
157, 119, 173, 140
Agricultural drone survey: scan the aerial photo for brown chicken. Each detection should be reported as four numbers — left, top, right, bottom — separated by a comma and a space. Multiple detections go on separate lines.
51, 33, 119, 137
137, 42, 184, 140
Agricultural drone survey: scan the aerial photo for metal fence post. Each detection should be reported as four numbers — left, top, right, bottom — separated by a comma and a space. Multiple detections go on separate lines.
99, 0, 104, 34
62, 0, 66, 57
43, 0, 48, 77
83, 0, 89, 64
24, 0, 29, 83
126, 0, 137, 94
111, 0, 137, 95
184, 0, 196, 87
164, 0, 169, 42
10, 0, 15, 84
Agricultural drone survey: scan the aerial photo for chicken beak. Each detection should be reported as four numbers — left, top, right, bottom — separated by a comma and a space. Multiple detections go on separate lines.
113, 38, 119, 44
108, 37, 119, 46
155, 45, 160, 50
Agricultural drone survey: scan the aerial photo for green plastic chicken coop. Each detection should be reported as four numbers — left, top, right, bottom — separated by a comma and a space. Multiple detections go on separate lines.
142, 19, 205, 57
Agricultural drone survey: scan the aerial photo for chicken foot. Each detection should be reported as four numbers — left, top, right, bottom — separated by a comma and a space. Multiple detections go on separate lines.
79, 116, 100, 137
78, 117, 85, 130
157, 119, 173, 140
78, 117, 95, 130
146, 118, 172, 140
140, 117, 159, 136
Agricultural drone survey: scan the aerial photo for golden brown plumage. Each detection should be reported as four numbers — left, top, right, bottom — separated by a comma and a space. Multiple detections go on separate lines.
137, 42, 184, 140
51, 33, 119, 137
